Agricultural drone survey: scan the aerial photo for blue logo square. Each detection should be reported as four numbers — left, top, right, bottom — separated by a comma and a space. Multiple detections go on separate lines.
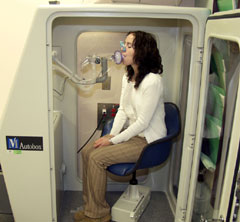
7, 137, 20, 149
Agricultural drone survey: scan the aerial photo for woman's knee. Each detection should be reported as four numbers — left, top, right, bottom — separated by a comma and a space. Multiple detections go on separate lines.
81, 142, 95, 160
88, 150, 104, 167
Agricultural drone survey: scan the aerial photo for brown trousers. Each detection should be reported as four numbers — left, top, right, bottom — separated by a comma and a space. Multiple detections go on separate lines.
81, 136, 147, 218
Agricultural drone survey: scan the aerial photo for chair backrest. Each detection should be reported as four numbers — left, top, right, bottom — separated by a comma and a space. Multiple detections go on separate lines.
134, 102, 181, 171
101, 118, 114, 137
165, 102, 181, 139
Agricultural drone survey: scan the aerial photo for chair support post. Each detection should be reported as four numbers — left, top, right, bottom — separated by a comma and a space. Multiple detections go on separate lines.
129, 171, 138, 185
126, 171, 140, 200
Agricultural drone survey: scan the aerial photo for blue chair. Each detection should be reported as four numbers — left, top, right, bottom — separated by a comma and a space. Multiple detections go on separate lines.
102, 102, 181, 222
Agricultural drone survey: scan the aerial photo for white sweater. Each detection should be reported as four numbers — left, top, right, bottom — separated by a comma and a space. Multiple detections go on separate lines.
110, 73, 167, 144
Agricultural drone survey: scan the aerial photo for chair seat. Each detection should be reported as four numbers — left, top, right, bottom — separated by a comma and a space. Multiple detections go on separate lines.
107, 163, 136, 176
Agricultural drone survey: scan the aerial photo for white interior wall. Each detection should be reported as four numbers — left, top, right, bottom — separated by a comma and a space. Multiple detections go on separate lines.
195, 0, 213, 11
52, 17, 192, 191
76, 32, 126, 182
53, 25, 79, 190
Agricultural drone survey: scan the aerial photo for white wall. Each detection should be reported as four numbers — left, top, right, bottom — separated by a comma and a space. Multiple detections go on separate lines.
76, 32, 126, 180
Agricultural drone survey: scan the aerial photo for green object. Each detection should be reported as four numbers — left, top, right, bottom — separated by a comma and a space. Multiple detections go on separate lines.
209, 84, 225, 120
217, 0, 234, 11
200, 152, 216, 172
205, 114, 222, 165
14, 150, 22, 154
212, 50, 226, 90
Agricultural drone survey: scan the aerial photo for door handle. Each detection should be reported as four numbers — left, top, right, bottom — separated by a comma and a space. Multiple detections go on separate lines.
200, 215, 224, 222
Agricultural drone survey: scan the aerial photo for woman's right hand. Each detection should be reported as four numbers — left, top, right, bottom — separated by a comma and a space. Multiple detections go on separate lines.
93, 134, 114, 149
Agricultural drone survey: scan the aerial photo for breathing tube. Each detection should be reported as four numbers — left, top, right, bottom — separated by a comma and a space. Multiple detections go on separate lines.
52, 40, 125, 91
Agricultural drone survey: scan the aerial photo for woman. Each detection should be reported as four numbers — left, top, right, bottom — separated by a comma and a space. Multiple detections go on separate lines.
74, 31, 167, 222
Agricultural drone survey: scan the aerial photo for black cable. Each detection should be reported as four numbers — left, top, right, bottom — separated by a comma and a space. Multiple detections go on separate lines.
77, 114, 106, 154
53, 77, 69, 96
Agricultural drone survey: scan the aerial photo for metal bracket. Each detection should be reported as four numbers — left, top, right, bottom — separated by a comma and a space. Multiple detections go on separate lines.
200, 215, 224, 222
197, 47, 204, 64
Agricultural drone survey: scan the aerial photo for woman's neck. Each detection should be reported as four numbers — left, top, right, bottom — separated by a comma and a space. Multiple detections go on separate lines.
131, 74, 137, 82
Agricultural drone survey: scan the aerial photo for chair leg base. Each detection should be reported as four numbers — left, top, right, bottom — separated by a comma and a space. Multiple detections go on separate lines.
111, 185, 151, 222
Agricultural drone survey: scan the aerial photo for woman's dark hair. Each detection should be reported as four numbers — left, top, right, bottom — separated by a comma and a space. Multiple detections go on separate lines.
126, 31, 163, 89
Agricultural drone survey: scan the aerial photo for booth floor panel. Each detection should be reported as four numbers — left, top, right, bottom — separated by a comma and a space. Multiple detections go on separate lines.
60, 191, 174, 222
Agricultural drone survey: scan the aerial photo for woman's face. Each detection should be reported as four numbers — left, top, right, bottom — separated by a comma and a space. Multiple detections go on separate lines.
122, 34, 135, 66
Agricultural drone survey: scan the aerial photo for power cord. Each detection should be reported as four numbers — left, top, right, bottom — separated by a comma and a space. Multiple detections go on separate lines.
77, 114, 106, 154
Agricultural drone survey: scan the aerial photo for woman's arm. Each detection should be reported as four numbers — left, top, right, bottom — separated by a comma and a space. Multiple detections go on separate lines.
109, 75, 128, 136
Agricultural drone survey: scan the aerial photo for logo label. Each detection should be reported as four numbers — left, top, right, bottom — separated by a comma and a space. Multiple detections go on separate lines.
6, 136, 43, 151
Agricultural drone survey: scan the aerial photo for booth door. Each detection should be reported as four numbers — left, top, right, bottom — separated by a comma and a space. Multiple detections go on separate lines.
176, 10, 240, 222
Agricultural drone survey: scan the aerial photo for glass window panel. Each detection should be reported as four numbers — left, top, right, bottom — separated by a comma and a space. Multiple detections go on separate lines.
192, 39, 240, 221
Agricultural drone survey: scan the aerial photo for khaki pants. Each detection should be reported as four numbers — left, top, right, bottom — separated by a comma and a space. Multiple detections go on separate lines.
81, 136, 147, 218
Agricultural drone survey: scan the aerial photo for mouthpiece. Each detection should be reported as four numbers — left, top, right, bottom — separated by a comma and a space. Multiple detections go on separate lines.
113, 50, 123, 64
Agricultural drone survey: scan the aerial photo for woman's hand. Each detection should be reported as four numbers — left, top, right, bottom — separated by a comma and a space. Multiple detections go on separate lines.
94, 134, 114, 148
